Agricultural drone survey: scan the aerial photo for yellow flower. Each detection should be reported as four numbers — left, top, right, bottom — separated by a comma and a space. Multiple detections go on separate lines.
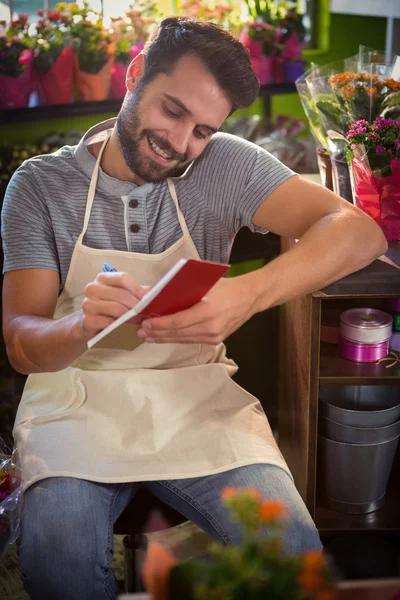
56, 2, 67, 10
67, 2, 80, 14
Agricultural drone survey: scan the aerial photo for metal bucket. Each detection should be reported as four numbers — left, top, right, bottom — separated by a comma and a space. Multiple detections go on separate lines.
318, 434, 400, 514
319, 416, 400, 444
319, 386, 400, 428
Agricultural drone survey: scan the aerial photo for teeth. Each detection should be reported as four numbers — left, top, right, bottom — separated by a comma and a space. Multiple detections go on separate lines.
148, 136, 172, 160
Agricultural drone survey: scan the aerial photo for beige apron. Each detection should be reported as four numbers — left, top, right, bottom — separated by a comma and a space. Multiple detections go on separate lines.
13, 134, 291, 491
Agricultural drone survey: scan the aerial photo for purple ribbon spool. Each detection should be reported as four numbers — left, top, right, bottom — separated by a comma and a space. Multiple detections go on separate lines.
339, 336, 390, 363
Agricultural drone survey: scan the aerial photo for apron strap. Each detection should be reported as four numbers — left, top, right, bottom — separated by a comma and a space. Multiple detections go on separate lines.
167, 178, 192, 240
78, 132, 111, 243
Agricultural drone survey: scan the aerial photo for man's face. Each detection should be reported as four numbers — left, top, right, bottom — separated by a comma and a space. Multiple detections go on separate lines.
116, 54, 232, 183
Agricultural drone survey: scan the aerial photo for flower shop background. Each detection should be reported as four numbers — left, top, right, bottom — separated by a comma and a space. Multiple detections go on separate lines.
0, 0, 390, 463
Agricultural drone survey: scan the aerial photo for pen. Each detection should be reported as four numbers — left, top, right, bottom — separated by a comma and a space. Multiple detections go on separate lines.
103, 262, 118, 273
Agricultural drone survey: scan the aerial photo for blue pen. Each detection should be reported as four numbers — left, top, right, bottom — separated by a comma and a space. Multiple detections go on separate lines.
103, 262, 118, 273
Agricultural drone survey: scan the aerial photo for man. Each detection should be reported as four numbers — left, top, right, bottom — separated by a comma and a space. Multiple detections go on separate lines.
2, 17, 386, 600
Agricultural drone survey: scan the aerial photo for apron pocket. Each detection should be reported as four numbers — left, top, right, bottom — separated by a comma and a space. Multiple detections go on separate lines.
15, 367, 86, 426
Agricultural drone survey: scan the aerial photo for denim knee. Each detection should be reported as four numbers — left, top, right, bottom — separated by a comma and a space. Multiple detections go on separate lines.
17, 478, 122, 600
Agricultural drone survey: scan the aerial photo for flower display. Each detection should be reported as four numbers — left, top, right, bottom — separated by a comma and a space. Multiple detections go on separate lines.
110, 0, 163, 65
346, 118, 400, 241
346, 118, 400, 173
0, 15, 30, 78
32, 8, 73, 75
142, 487, 336, 600
178, 0, 240, 31
64, 1, 113, 74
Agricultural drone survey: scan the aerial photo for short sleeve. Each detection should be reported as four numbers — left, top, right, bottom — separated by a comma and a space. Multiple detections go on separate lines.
240, 145, 297, 233
194, 134, 297, 236
1, 162, 60, 274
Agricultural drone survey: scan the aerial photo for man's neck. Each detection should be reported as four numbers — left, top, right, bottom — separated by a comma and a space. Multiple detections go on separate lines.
87, 127, 145, 186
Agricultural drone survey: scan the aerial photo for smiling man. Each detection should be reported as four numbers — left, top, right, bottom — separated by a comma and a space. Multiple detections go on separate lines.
1, 17, 387, 600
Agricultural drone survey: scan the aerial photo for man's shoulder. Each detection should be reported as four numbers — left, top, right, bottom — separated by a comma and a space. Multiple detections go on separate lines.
16, 145, 78, 180
204, 132, 259, 157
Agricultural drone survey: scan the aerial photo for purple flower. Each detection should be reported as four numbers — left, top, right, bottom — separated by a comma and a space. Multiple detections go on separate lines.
395, 140, 400, 148
370, 133, 379, 141
376, 145, 386, 153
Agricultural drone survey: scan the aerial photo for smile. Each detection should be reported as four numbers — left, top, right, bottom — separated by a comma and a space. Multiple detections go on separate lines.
147, 135, 174, 162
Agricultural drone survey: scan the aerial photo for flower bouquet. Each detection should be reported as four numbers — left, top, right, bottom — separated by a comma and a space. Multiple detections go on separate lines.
66, 1, 114, 101
110, 0, 163, 99
142, 487, 336, 600
346, 117, 400, 241
0, 444, 23, 559
301, 47, 400, 202
0, 15, 32, 109
32, 5, 74, 105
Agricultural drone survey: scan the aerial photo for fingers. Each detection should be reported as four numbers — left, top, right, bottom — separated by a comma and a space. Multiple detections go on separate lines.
81, 272, 150, 339
138, 311, 226, 345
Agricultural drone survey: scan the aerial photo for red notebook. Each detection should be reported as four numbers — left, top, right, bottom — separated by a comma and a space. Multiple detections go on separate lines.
88, 258, 229, 348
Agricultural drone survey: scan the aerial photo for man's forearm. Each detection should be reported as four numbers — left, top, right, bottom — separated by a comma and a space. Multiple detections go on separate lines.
249, 211, 388, 313
6, 311, 88, 375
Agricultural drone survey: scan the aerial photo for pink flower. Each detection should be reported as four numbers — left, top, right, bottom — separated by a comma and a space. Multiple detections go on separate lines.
376, 145, 386, 153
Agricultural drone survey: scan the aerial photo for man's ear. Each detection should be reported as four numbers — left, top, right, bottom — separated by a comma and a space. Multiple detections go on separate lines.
126, 52, 146, 92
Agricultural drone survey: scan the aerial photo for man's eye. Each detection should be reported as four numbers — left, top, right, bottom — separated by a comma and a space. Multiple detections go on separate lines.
194, 129, 208, 140
164, 106, 180, 119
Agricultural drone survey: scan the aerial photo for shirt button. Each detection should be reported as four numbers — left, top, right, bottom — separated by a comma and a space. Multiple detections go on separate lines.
130, 224, 140, 233
129, 199, 139, 208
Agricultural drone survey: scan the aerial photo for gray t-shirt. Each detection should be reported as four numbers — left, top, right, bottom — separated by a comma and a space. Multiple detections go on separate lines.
2, 118, 295, 290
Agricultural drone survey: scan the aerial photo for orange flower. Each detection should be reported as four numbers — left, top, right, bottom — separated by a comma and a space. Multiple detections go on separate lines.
297, 569, 325, 593
342, 84, 355, 98
246, 487, 262, 500
367, 86, 377, 96
142, 542, 177, 600
258, 500, 285, 523
302, 550, 324, 570
221, 486, 236, 499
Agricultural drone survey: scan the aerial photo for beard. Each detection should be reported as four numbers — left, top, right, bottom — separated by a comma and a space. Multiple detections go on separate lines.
116, 87, 192, 183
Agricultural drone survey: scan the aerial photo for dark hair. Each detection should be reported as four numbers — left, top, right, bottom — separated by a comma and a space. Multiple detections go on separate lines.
141, 17, 259, 112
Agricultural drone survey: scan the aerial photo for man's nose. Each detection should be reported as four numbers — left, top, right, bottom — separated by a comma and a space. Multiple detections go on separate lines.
170, 123, 192, 156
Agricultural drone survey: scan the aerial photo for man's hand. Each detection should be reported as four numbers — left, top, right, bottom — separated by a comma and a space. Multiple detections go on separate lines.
137, 276, 257, 344
80, 272, 149, 342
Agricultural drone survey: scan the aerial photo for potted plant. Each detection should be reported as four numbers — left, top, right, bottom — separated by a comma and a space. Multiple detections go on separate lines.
143, 487, 336, 600
279, 7, 306, 82
0, 15, 32, 109
346, 117, 400, 241
239, 22, 282, 85
64, 1, 114, 102
32, 5, 74, 105
110, 0, 163, 99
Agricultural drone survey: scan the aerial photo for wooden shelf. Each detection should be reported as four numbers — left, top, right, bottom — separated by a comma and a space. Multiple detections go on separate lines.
319, 342, 400, 385
0, 82, 297, 125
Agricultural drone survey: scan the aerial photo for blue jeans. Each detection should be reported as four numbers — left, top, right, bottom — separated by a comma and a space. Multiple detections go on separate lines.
18, 464, 322, 600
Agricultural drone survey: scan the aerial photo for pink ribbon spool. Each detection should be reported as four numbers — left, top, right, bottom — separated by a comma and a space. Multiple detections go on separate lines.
339, 336, 389, 363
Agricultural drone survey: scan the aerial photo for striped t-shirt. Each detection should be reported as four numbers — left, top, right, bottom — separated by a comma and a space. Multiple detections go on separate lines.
2, 118, 295, 290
